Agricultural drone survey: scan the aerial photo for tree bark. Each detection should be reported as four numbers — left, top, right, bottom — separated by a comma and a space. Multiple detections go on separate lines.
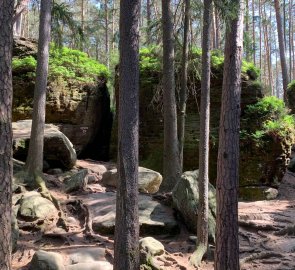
113, 0, 140, 269
214, 1, 244, 269
161, 0, 180, 192
190, 0, 212, 266
25, 0, 52, 182
105, 0, 109, 68
0, 0, 14, 269
178, 0, 190, 173
146, 0, 151, 44
274, 0, 289, 101
252, 0, 256, 65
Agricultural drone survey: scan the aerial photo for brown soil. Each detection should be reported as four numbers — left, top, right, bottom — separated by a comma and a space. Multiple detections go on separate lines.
12, 161, 295, 270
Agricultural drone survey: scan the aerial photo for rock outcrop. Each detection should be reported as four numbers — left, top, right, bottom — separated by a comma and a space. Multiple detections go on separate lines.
12, 37, 112, 160
102, 166, 162, 194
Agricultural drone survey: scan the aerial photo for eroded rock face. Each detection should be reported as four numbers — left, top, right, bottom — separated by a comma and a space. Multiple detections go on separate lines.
172, 170, 216, 242
111, 62, 291, 190
102, 167, 162, 194
12, 38, 112, 160
12, 120, 76, 169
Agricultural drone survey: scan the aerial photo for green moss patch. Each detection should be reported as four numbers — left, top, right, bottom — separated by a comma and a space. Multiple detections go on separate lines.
12, 45, 109, 83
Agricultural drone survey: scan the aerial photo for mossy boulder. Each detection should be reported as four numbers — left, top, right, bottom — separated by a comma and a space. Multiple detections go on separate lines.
172, 170, 216, 243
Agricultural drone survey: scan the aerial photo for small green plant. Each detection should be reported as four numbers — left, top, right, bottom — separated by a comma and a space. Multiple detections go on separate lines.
241, 96, 295, 145
139, 46, 161, 73
241, 61, 260, 80
12, 56, 37, 71
288, 80, 295, 92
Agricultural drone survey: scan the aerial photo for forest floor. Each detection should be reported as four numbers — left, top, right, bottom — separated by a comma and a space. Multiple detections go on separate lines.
12, 160, 295, 270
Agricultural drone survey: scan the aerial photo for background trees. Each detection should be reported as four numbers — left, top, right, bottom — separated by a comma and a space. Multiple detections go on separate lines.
0, 0, 14, 269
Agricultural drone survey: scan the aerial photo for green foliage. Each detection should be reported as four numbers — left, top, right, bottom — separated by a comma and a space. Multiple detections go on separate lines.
241, 96, 295, 145
12, 56, 37, 71
288, 80, 295, 92
139, 46, 161, 73
12, 45, 109, 83
138, 46, 260, 82
241, 61, 260, 80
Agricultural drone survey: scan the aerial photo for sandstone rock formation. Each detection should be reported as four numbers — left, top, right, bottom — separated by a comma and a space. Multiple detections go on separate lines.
12, 37, 112, 160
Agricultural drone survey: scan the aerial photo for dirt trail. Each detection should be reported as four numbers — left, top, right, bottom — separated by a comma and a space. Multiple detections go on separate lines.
12, 162, 295, 269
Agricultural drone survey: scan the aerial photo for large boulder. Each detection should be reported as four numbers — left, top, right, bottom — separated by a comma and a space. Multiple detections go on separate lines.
172, 170, 216, 242
79, 192, 179, 235
18, 191, 58, 221
29, 250, 65, 270
102, 167, 162, 194
64, 169, 88, 193
12, 120, 76, 169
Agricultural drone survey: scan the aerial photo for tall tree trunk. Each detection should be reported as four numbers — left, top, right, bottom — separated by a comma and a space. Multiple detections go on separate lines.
274, 0, 290, 101
252, 0, 256, 65
263, 4, 273, 93
214, 0, 244, 269
113, 0, 140, 269
178, 0, 190, 173
146, 0, 151, 44
245, 0, 250, 61
215, 6, 220, 50
289, 0, 293, 79
105, 0, 109, 68
0, 0, 14, 269
190, 0, 212, 266
25, 0, 52, 184
161, 0, 180, 192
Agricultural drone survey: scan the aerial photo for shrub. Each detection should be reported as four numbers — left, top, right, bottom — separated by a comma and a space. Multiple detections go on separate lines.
288, 80, 295, 92
12, 45, 109, 83
139, 46, 161, 73
12, 56, 37, 72
241, 61, 260, 80
241, 96, 295, 144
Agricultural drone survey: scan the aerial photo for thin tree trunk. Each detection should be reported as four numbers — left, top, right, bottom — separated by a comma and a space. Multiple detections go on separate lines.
113, 0, 140, 269
105, 0, 109, 68
263, 4, 273, 93
178, 0, 190, 173
147, 0, 151, 44
161, 0, 180, 192
246, 0, 250, 61
289, 0, 293, 79
215, 0, 244, 269
190, 0, 212, 266
0, 0, 14, 269
252, 0, 256, 65
274, 0, 290, 101
25, 0, 52, 183
215, 7, 220, 50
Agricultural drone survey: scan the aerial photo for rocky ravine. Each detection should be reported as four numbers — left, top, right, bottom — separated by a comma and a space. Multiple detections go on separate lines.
12, 160, 295, 270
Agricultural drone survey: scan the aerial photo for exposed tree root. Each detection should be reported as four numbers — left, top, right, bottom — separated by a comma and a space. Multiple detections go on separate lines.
240, 251, 284, 265
189, 243, 207, 268
274, 225, 295, 236
239, 220, 281, 231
